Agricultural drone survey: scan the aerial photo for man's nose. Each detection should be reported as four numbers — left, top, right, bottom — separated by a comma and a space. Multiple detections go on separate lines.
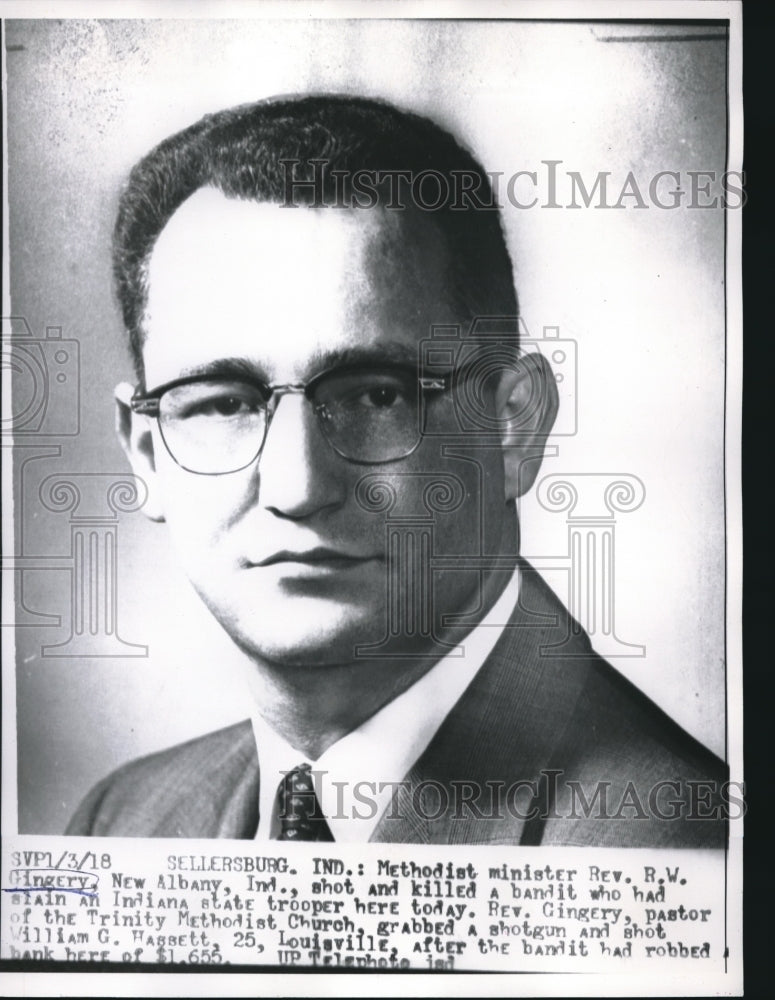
256, 393, 346, 518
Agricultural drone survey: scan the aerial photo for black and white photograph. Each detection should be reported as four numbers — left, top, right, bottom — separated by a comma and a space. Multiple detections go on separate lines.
1, 2, 743, 994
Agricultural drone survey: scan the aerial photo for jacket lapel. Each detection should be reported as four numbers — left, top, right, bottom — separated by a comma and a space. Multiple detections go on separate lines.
371, 562, 596, 844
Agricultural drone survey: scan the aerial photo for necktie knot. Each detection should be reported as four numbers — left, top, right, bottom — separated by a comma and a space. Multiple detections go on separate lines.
276, 764, 333, 841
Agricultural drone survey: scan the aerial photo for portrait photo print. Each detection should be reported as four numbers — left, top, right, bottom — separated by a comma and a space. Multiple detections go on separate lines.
1, 7, 743, 987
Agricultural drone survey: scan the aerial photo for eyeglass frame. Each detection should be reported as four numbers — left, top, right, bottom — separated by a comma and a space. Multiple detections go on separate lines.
129, 361, 457, 474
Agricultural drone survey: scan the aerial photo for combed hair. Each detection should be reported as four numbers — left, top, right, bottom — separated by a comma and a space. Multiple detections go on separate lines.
113, 94, 518, 380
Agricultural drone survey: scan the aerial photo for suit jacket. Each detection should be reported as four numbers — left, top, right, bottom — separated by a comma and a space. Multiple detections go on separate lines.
67, 563, 728, 846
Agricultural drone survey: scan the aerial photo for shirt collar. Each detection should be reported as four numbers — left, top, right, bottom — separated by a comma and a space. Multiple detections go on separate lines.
250, 566, 521, 842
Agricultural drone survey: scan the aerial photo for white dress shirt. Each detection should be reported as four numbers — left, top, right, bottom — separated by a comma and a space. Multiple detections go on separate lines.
250, 567, 520, 842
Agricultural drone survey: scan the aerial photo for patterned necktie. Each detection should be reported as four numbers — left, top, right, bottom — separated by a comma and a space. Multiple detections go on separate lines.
276, 763, 334, 841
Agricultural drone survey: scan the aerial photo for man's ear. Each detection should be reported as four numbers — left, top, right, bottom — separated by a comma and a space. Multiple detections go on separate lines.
495, 353, 559, 500
115, 382, 166, 522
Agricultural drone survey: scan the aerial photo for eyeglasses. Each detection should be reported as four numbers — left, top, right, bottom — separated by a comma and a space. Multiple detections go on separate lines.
130, 363, 452, 474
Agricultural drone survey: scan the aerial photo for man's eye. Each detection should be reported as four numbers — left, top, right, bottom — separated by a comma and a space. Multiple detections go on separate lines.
364, 385, 399, 408
337, 379, 411, 411
182, 394, 259, 419
205, 395, 251, 416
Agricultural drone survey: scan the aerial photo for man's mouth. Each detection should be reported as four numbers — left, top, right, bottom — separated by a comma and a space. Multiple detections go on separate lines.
251, 548, 380, 570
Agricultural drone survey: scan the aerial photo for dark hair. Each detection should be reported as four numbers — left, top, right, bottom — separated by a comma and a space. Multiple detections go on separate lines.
113, 94, 518, 380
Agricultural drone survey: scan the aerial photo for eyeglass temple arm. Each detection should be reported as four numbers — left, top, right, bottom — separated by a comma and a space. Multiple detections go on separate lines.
130, 396, 161, 416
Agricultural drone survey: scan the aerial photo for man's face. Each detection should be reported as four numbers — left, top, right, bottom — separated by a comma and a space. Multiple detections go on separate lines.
132, 188, 515, 667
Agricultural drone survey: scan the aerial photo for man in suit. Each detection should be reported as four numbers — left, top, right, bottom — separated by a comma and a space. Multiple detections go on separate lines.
68, 94, 729, 845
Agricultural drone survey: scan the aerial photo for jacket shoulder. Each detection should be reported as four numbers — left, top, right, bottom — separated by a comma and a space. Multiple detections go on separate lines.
66, 720, 257, 838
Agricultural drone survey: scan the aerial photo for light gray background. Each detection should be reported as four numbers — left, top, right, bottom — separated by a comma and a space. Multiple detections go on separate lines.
5, 18, 729, 833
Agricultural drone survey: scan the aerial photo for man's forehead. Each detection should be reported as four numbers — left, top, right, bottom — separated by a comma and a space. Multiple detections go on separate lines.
142, 187, 460, 383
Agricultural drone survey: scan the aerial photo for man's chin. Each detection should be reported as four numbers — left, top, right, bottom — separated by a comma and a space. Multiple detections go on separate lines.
212, 599, 388, 669
232, 633, 378, 670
